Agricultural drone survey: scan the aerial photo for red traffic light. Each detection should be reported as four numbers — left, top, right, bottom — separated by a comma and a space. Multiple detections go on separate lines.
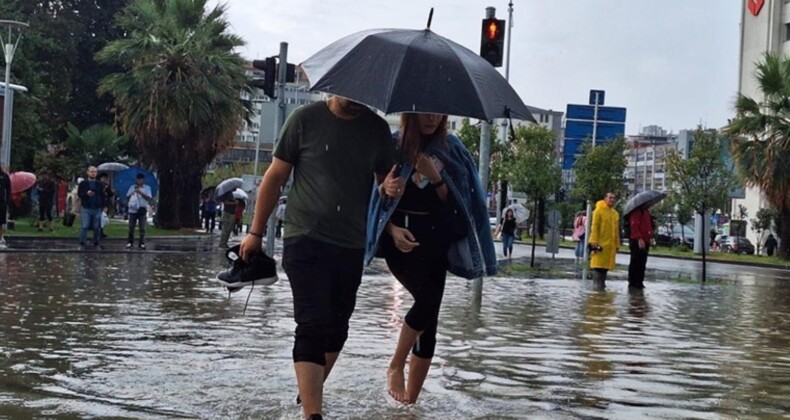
486, 20, 500, 41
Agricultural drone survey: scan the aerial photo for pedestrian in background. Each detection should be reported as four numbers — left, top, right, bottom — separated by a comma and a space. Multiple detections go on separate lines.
0, 167, 10, 249
589, 192, 620, 288
126, 173, 152, 250
765, 233, 778, 257
627, 203, 653, 288
217, 194, 237, 249
495, 208, 517, 259
201, 196, 216, 233
36, 172, 56, 232
572, 211, 587, 263
77, 166, 105, 249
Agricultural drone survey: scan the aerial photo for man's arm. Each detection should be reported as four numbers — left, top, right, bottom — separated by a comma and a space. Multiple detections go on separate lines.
239, 158, 293, 259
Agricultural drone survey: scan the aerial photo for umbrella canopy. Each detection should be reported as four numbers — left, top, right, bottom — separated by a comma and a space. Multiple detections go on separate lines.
301, 28, 535, 122
622, 190, 667, 217
232, 188, 248, 200
97, 162, 130, 172
215, 178, 243, 199
503, 203, 529, 223
9, 171, 36, 193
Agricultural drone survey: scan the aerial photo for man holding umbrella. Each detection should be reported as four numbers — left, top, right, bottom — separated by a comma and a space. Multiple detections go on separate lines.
239, 96, 401, 420
627, 203, 653, 289
622, 189, 665, 288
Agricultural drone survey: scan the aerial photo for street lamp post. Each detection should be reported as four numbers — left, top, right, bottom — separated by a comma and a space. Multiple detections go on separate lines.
0, 20, 28, 171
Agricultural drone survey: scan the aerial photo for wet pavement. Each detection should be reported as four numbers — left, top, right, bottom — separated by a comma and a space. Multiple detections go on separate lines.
0, 242, 789, 418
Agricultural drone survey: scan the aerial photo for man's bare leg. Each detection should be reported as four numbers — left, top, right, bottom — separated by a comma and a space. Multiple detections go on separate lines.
406, 355, 431, 403
296, 351, 340, 405
294, 362, 324, 418
388, 323, 420, 403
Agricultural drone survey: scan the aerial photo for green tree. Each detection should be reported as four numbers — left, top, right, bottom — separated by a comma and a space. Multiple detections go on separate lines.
0, 1, 130, 171
724, 53, 790, 259
502, 125, 561, 267
572, 137, 628, 202
456, 118, 504, 190
63, 123, 131, 171
97, 0, 250, 229
665, 129, 737, 281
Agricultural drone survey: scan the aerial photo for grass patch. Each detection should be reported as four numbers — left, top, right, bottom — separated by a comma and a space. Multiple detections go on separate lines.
4, 217, 204, 238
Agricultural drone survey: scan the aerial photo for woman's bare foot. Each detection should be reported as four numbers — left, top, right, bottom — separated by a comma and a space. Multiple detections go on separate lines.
387, 367, 410, 403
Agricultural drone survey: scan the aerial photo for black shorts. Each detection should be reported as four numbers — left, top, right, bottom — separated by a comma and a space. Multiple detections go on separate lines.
282, 235, 364, 365
0, 202, 7, 225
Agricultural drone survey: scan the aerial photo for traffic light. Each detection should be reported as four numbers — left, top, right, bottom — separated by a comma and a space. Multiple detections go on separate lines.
480, 18, 505, 67
251, 57, 297, 99
251, 57, 276, 98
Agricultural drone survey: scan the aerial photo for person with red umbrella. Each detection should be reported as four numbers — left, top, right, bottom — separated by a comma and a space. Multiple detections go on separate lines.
0, 167, 10, 249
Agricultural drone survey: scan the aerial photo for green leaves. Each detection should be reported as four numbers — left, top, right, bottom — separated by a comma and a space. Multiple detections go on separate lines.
572, 137, 628, 201
665, 129, 736, 215
501, 125, 561, 202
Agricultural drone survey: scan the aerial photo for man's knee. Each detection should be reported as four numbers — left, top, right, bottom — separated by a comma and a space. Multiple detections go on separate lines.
412, 328, 437, 359
293, 324, 330, 365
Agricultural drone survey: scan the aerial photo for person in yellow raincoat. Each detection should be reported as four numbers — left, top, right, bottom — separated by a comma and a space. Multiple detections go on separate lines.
588, 192, 620, 287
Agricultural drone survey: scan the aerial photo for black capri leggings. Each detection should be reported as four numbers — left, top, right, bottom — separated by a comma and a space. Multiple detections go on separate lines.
384, 212, 450, 359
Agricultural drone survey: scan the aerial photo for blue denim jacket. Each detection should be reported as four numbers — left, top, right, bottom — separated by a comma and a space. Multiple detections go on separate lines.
365, 134, 497, 279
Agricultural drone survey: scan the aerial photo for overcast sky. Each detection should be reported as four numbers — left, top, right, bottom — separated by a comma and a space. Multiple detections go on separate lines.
210, 0, 741, 134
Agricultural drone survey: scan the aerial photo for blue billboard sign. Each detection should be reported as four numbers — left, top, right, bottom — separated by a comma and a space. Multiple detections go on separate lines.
562, 91, 626, 170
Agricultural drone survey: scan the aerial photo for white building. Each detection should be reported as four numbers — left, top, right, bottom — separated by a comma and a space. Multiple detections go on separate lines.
624, 128, 676, 194
735, 0, 786, 243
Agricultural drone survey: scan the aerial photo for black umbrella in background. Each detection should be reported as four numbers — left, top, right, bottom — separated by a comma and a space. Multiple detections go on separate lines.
301, 11, 534, 122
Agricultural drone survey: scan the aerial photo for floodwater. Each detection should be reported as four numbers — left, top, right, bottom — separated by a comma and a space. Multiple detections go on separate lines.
1, 252, 789, 419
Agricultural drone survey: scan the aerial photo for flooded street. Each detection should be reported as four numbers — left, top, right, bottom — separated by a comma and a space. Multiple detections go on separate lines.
1, 251, 789, 419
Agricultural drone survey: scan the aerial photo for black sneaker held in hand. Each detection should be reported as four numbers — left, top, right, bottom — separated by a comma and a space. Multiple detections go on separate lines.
215, 244, 278, 289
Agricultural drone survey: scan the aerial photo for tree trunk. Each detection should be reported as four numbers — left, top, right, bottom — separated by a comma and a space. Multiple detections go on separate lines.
155, 167, 181, 229
537, 198, 546, 240
530, 197, 538, 268
780, 209, 790, 260
177, 170, 203, 229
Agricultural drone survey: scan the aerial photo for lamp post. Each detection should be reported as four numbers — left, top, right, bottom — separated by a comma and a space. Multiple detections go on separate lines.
0, 20, 28, 171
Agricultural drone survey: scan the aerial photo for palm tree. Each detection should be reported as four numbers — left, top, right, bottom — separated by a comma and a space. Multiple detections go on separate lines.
725, 53, 790, 259
96, 0, 250, 229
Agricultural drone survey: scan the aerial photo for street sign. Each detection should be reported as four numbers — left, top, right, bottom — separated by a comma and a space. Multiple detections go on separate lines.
546, 229, 560, 255
547, 210, 562, 229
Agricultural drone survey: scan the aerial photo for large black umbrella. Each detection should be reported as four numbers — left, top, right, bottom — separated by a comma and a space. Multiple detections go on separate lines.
301, 28, 535, 122
623, 190, 667, 216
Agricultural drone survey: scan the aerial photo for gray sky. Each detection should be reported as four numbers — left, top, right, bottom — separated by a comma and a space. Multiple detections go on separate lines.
212, 0, 741, 134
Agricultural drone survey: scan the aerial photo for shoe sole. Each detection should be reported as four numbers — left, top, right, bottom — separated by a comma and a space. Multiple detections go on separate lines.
214, 274, 279, 288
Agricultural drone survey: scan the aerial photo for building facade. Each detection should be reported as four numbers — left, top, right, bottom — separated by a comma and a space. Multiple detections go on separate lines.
736, 0, 786, 243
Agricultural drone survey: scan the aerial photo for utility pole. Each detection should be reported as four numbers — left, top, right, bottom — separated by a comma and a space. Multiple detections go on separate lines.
582, 90, 601, 264
0, 20, 28, 171
265, 42, 288, 256
498, 0, 514, 217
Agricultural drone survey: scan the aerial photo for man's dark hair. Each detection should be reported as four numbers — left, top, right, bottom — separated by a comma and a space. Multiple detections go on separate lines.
99, 172, 108, 179
136, 173, 145, 179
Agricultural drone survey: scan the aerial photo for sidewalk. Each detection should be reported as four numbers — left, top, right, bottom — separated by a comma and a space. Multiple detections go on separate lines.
503, 242, 790, 282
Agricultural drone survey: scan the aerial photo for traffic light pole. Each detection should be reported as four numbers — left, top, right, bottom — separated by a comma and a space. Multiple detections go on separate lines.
478, 120, 492, 202
498, 0, 514, 219
265, 42, 288, 257
582, 91, 601, 267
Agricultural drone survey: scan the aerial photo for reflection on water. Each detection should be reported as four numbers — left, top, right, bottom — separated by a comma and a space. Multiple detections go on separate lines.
1, 253, 789, 418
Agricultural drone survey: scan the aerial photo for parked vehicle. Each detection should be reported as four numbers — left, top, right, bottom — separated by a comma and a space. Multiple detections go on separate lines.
716, 235, 755, 255
654, 225, 695, 249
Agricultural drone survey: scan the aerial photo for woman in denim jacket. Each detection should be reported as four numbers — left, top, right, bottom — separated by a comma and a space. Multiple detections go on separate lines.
366, 113, 496, 405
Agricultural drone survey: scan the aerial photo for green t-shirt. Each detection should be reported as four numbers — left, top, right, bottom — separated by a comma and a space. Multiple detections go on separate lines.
274, 101, 396, 249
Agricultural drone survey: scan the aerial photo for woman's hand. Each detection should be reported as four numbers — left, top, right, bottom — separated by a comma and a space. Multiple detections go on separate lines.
381, 164, 405, 198
414, 154, 441, 184
388, 223, 419, 253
